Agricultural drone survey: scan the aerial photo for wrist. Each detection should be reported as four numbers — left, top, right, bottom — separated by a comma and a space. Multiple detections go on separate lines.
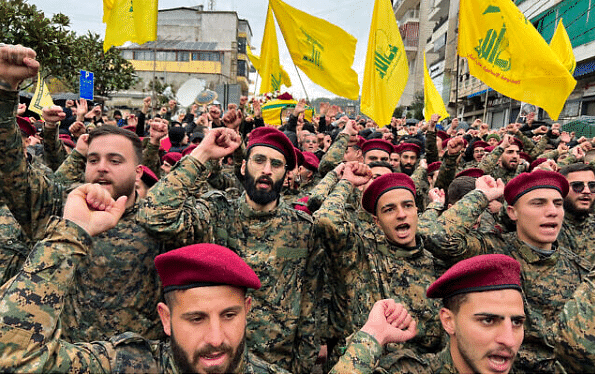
0, 79, 18, 91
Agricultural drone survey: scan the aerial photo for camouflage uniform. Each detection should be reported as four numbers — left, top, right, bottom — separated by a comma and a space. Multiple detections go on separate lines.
423, 189, 589, 373
0, 88, 165, 342
558, 211, 595, 269
330, 331, 456, 373
138, 155, 323, 373
477, 145, 518, 183
0, 202, 31, 285
0, 217, 286, 374
318, 133, 349, 177
314, 179, 444, 362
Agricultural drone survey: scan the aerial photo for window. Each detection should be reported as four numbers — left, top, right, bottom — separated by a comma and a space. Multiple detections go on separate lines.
238, 37, 247, 54
192, 52, 221, 63
133, 50, 154, 61
121, 50, 133, 60
237, 60, 247, 77
178, 52, 190, 62
156, 51, 176, 61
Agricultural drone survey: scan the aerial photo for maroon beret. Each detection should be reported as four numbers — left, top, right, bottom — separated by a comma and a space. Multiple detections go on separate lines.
59, 134, 76, 149
436, 130, 449, 141
294, 196, 312, 215
471, 140, 489, 150
362, 172, 416, 215
301, 151, 319, 171
140, 165, 158, 187
247, 127, 297, 170
362, 139, 394, 156
155, 243, 261, 293
426, 254, 522, 299
355, 136, 366, 149
162, 151, 183, 166
504, 170, 569, 205
529, 158, 548, 172
455, 168, 485, 179
484, 146, 495, 153
294, 147, 304, 168
182, 144, 197, 156
17, 116, 36, 137
394, 142, 421, 156
519, 151, 532, 163
427, 161, 442, 174
123, 125, 136, 132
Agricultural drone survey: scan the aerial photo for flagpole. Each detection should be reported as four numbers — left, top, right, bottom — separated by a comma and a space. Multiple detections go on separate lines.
482, 88, 489, 121
293, 63, 309, 103
254, 72, 260, 97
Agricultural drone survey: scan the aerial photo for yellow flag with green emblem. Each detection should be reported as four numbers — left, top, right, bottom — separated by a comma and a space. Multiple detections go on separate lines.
361, 0, 409, 127
458, 0, 576, 120
103, 0, 158, 52
550, 19, 576, 75
257, 6, 292, 94
269, 0, 359, 100
423, 53, 449, 121
29, 72, 54, 117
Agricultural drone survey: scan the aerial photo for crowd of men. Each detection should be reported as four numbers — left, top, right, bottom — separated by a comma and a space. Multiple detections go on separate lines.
1, 43, 595, 374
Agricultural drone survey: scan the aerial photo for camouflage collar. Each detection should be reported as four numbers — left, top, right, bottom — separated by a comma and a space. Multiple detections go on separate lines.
384, 235, 424, 258
513, 236, 558, 265
564, 210, 591, 225
239, 192, 283, 218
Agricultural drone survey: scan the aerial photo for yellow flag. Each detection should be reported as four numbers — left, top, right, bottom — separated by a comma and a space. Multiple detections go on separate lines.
103, 0, 158, 52
550, 19, 576, 75
269, 0, 360, 100
262, 99, 314, 126
257, 6, 292, 94
29, 72, 54, 117
247, 45, 262, 71
458, 0, 576, 120
361, 0, 409, 126
423, 53, 449, 121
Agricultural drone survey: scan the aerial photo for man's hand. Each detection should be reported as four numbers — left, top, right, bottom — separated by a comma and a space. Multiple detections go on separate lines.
360, 299, 417, 346
222, 109, 242, 130
149, 118, 168, 146
74, 134, 90, 156
0, 44, 39, 90
191, 128, 241, 164
142, 96, 151, 114
475, 175, 505, 201
560, 131, 571, 144
17, 103, 27, 115
69, 121, 86, 139
429, 188, 445, 205
42, 105, 66, 129
293, 98, 307, 116
447, 136, 466, 155
342, 161, 372, 187
500, 134, 514, 150
85, 105, 102, 120
471, 118, 482, 128
75, 99, 88, 122
506, 123, 519, 135
532, 159, 557, 172
319, 102, 329, 116
571, 145, 585, 161
63, 183, 127, 237
253, 98, 262, 118
333, 162, 346, 178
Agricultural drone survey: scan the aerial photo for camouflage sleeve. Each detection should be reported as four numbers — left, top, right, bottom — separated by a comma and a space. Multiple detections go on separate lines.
329, 331, 381, 374
0, 89, 64, 241
233, 141, 246, 181
411, 163, 428, 212
423, 190, 489, 263
417, 201, 443, 238
434, 152, 459, 191
536, 148, 558, 161
319, 133, 349, 178
142, 140, 162, 179
0, 217, 113, 373
41, 124, 67, 172
306, 169, 339, 213
205, 159, 237, 191
53, 149, 86, 186
527, 134, 550, 159
478, 145, 504, 173
138, 155, 213, 247
555, 274, 595, 373
557, 153, 578, 168
515, 131, 536, 156
425, 130, 439, 164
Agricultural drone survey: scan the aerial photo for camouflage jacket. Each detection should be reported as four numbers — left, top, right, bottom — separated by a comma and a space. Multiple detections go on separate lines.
478, 145, 519, 183
0, 218, 286, 374
137, 155, 324, 373
0, 203, 31, 285
314, 180, 444, 358
318, 133, 349, 178
558, 211, 595, 269
423, 189, 589, 373
330, 331, 456, 373
0, 88, 165, 342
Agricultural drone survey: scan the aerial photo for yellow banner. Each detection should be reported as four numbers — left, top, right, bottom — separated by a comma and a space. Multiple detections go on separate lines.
550, 19, 576, 75
361, 0, 409, 126
458, 0, 576, 120
262, 99, 314, 126
29, 72, 54, 117
269, 0, 359, 100
257, 6, 292, 94
423, 53, 449, 121
103, 0, 158, 52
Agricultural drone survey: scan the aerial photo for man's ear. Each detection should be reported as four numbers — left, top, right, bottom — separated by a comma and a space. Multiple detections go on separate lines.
373, 215, 380, 229
244, 296, 252, 313
135, 164, 143, 181
240, 160, 246, 176
506, 205, 518, 221
157, 302, 172, 337
440, 308, 455, 336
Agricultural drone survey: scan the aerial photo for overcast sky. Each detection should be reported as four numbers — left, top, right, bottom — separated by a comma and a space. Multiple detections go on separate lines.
26, 0, 377, 100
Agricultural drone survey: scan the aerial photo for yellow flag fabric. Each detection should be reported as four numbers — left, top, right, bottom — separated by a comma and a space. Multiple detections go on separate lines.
458, 0, 576, 120
262, 99, 314, 126
269, 0, 360, 100
256, 7, 292, 94
246, 45, 262, 71
103, 0, 158, 52
361, 0, 409, 126
550, 19, 576, 75
423, 53, 449, 121
29, 72, 54, 117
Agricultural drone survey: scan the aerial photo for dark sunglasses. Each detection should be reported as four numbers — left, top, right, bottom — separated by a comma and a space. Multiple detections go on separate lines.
570, 181, 595, 193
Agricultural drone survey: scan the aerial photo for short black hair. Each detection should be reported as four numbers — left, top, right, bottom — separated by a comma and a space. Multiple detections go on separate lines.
88, 124, 142, 164
442, 292, 469, 314
559, 163, 595, 178
368, 161, 395, 172
446, 176, 476, 206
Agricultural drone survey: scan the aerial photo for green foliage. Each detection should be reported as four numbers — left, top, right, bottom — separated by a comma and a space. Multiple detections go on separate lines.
0, 0, 137, 96
410, 91, 425, 121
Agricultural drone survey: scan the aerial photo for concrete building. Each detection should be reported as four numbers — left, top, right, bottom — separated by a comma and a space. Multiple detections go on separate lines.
111, 5, 252, 109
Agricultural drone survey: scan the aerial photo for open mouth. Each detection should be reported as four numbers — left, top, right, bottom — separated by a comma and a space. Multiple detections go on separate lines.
256, 178, 273, 190
487, 353, 512, 373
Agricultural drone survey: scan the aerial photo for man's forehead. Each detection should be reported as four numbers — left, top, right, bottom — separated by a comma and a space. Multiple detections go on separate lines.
567, 170, 595, 181
88, 134, 134, 153
516, 187, 563, 203
461, 289, 525, 315
378, 188, 415, 204
249, 145, 286, 161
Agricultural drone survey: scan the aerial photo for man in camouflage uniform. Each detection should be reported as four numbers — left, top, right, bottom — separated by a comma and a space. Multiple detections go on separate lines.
423, 170, 590, 373
0, 44, 165, 342
138, 126, 323, 373
331, 254, 526, 374
558, 163, 595, 268
477, 134, 523, 183
314, 169, 444, 366
0, 183, 286, 373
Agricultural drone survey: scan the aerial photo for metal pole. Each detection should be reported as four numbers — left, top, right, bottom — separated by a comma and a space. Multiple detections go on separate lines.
455, 56, 459, 119
482, 88, 489, 121
253, 71, 260, 97
152, 43, 157, 118
293, 63, 309, 102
